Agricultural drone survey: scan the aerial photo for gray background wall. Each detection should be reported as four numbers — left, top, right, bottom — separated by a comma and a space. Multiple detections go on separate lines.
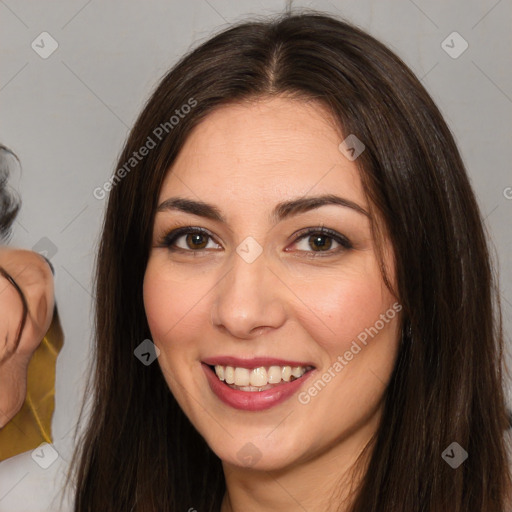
0, 0, 511, 510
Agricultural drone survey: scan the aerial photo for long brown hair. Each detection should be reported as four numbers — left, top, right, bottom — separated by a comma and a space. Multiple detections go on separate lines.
67, 10, 512, 511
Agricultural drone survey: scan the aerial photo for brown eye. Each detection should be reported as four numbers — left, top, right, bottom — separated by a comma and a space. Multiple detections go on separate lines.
289, 227, 352, 256
308, 234, 333, 252
185, 233, 209, 250
161, 227, 221, 252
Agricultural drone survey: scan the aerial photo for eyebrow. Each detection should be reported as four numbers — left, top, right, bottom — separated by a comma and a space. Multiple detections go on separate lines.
156, 194, 370, 224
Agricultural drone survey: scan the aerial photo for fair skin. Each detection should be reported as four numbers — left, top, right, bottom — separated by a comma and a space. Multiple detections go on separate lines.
0, 247, 54, 428
143, 96, 401, 511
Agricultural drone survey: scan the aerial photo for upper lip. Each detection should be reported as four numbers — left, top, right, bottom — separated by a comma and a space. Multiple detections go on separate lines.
202, 356, 315, 369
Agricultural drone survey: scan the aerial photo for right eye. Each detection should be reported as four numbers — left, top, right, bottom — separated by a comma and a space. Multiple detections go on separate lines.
159, 226, 222, 252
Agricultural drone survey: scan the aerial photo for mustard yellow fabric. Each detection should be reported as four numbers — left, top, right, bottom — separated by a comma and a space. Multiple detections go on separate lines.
0, 308, 64, 461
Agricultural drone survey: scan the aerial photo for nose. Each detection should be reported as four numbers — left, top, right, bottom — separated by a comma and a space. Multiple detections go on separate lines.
210, 248, 287, 340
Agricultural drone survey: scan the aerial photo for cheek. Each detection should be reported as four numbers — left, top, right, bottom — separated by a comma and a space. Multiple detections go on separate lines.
143, 262, 202, 402
143, 266, 170, 340
287, 263, 396, 357
142, 259, 210, 343
294, 268, 400, 438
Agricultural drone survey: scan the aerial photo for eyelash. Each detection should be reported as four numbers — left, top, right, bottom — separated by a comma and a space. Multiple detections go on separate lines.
158, 225, 353, 257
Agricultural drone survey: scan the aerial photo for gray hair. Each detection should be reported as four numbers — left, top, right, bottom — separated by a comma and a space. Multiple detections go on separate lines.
0, 144, 21, 242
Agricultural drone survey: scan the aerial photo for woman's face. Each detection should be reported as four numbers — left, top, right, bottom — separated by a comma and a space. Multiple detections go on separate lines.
143, 96, 401, 472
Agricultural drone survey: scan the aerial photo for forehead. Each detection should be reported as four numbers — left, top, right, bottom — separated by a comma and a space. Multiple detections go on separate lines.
159, 96, 366, 211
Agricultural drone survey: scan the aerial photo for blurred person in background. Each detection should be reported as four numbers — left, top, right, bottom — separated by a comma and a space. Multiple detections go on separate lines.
0, 143, 64, 461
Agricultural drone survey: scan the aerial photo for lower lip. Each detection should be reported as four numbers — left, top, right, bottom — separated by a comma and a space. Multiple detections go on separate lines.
202, 363, 315, 411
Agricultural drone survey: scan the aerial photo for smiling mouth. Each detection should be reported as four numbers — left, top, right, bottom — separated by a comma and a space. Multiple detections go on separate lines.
208, 364, 315, 392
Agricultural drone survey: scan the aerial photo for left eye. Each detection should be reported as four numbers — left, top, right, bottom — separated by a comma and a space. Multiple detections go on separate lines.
289, 228, 352, 255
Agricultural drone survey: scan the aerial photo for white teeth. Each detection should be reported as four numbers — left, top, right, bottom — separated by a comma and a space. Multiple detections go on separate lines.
250, 367, 267, 387
267, 366, 282, 384
291, 366, 303, 378
212, 364, 310, 388
215, 365, 225, 381
225, 366, 235, 384
234, 367, 250, 386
